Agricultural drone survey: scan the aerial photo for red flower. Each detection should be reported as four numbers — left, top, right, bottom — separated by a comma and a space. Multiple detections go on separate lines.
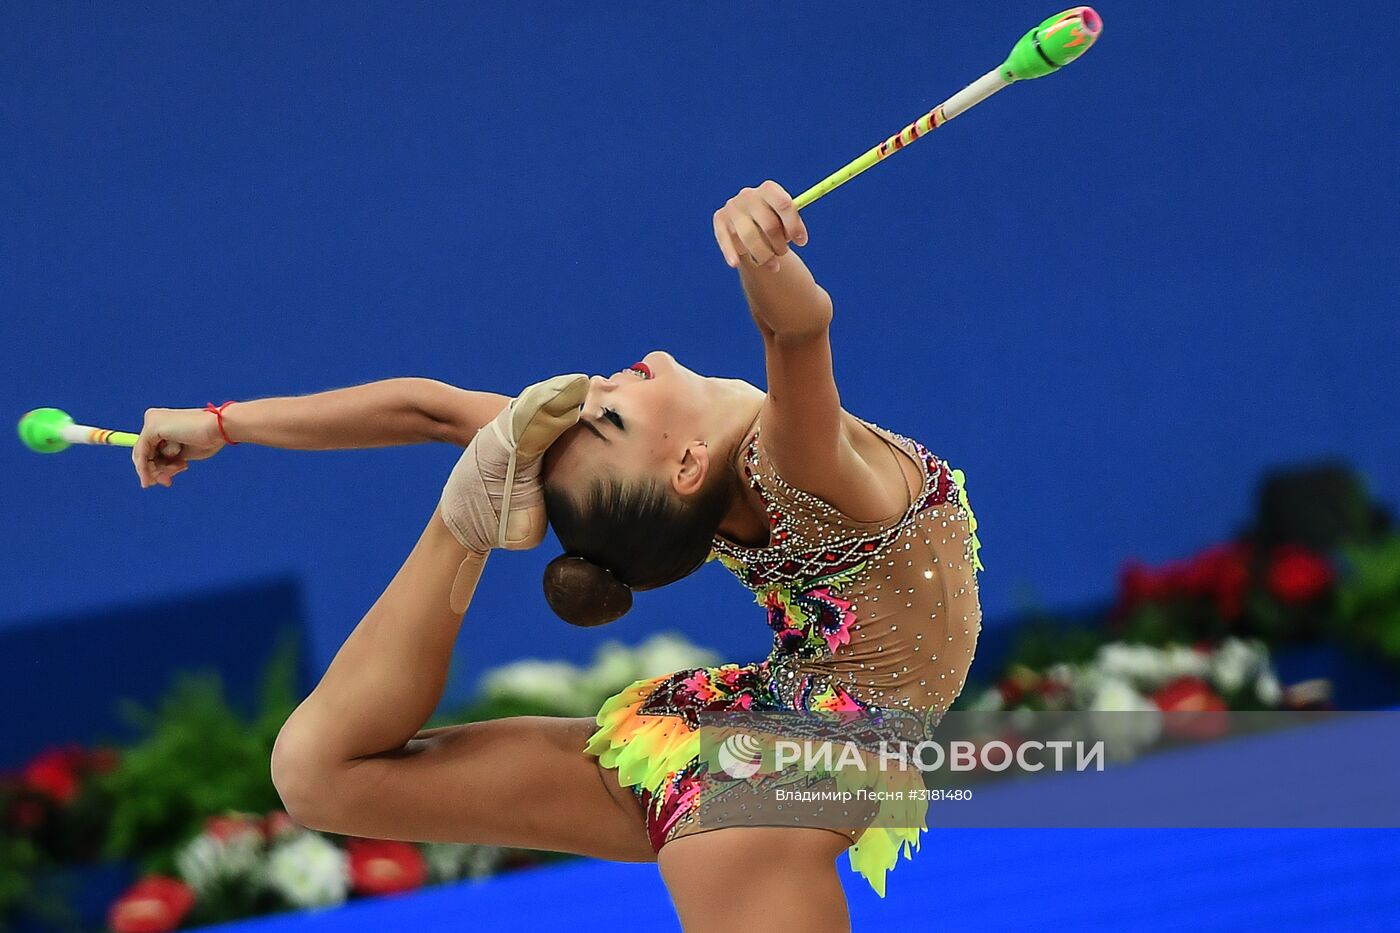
1117, 560, 1168, 612
1199, 542, 1251, 621
1036, 678, 1071, 708
262, 809, 299, 841
1168, 557, 1206, 596
1266, 545, 1334, 605
346, 839, 427, 896
203, 812, 262, 843
996, 677, 1026, 708
1115, 542, 1252, 622
107, 875, 195, 933
22, 747, 81, 804
1153, 677, 1229, 740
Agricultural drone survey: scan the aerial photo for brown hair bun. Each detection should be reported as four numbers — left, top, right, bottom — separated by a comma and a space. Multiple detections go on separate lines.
542, 555, 633, 626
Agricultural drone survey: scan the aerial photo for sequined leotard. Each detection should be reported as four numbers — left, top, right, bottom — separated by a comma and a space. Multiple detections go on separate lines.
584, 417, 983, 896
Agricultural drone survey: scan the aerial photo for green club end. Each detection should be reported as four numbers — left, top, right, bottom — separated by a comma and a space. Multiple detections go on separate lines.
18, 408, 75, 454
1001, 7, 1102, 82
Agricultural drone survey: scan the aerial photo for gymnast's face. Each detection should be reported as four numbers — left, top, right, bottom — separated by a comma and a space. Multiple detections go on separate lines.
542, 349, 719, 501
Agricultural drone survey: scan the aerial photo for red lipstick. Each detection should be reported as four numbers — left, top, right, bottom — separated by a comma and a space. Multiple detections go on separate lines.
626, 361, 652, 379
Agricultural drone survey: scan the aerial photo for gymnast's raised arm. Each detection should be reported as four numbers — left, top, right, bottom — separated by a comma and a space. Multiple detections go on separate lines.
130, 378, 510, 488
712, 180, 905, 523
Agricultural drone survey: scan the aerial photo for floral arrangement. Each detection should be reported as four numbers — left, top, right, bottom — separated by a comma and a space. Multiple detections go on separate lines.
96, 668, 291, 873
970, 638, 1291, 715
1108, 538, 1340, 646
105, 810, 510, 932
0, 632, 721, 931
3, 744, 120, 863
960, 637, 1334, 763
1, 743, 122, 926
985, 490, 1400, 700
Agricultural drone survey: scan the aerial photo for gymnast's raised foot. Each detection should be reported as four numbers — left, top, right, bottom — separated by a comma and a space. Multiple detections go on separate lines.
438, 373, 589, 554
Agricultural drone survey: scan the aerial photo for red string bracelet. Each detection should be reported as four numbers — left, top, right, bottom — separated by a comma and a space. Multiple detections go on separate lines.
204, 401, 240, 445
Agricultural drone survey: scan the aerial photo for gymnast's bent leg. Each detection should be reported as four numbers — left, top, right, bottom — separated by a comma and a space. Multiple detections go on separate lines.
270, 375, 653, 863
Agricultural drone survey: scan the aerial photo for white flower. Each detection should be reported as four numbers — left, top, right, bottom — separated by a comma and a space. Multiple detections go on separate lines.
481, 660, 590, 715
1087, 677, 1163, 761
1089, 677, 1155, 714
1044, 663, 1078, 690
960, 687, 1004, 736
1162, 645, 1211, 681
422, 842, 505, 882
1254, 670, 1283, 707
264, 832, 349, 908
632, 633, 719, 679
459, 845, 506, 879
1069, 665, 1104, 709
1212, 638, 1268, 694
1096, 644, 1168, 688
969, 687, 1004, 712
176, 830, 263, 897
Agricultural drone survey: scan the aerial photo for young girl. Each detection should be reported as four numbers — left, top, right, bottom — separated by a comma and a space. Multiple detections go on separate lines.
133, 180, 983, 930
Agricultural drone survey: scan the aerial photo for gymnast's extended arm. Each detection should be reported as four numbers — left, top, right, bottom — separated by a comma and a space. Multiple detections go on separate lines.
130, 378, 510, 488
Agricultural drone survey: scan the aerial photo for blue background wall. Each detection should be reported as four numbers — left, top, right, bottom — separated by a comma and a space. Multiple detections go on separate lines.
3, 1, 1397, 710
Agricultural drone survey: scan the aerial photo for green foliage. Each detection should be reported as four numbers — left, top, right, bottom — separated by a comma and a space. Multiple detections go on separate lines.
0, 836, 77, 933
1006, 619, 1106, 671
96, 634, 300, 873
0, 834, 40, 931
1333, 536, 1400, 665
1117, 603, 1179, 645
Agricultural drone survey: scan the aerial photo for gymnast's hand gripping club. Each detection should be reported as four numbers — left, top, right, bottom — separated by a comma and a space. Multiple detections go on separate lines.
19, 406, 192, 480
793, 6, 1102, 209
18, 407, 166, 455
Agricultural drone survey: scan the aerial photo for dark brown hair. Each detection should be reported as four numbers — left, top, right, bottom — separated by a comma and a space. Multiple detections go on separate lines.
542, 470, 735, 626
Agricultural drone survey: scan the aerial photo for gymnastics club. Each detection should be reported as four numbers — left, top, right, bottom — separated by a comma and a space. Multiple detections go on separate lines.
17, 407, 177, 457
793, 6, 1102, 210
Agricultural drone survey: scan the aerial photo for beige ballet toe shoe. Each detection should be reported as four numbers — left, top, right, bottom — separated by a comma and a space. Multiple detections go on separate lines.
439, 373, 588, 553
513, 373, 590, 460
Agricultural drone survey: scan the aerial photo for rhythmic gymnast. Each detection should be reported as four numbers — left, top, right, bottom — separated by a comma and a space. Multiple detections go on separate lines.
18, 11, 1107, 927
128, 178, 983, 929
